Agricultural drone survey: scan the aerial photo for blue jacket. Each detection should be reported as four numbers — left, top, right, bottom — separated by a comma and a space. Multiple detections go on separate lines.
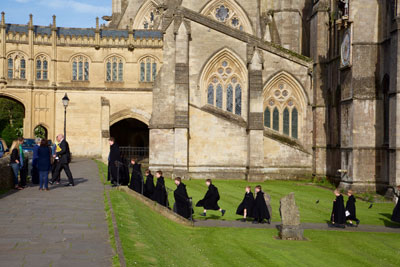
37, 146, 51, 171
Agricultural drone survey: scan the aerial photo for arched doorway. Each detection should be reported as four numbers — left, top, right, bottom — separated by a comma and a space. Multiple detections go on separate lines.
34, 125, 48, 140
0, 96, 25, 146
110, 118, 149, 160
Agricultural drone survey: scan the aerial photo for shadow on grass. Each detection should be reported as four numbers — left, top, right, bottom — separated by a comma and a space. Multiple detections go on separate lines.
378, 213, 400, 228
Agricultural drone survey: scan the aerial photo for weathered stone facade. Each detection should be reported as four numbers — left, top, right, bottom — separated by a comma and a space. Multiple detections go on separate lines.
0, 0, 398, 192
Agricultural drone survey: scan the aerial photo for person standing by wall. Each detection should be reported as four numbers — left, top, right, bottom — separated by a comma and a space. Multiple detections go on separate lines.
37, 139, 51, 191
108, 137, 122, 186
31, 138, 41, 185
9, 140, 23, 190
17, 137, 27, 188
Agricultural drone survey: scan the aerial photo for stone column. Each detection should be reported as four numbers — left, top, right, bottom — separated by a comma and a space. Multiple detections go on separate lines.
247, 48, 265, 181
173, 19, 190, 178
0, 12, 5, 84
27, 14, 34, 138
101, 97, 110, 162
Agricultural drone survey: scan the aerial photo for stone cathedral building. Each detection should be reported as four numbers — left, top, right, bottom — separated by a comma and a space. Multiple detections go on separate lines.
0, 0, 399, 192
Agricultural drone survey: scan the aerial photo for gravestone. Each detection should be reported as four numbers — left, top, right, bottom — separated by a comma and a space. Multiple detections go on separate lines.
264, 192, 272, 219
279, 192, 305, 240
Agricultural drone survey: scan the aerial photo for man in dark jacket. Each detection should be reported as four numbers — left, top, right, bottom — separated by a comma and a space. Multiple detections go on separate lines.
108, 137, 122, 186
173, 177, 192, 219
252, 185, 270, 224
50, 134, 74, 186
196, 179, 226, 217
129, 158, 144, 194
330, 189, 346, 228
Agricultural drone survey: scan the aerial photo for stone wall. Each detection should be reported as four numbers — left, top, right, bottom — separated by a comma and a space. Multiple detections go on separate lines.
0, 156, 13, 190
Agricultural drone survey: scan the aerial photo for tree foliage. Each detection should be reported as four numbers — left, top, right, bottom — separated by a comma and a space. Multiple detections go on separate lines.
0, 98, 24, 146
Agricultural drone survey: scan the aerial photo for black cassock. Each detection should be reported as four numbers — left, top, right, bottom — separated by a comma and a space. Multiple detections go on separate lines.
236, 192, 255, 216
252, 191, 270, 222
331, 194, 346, 224
174, 183, 192, 219
196, 184, 220, 210
144, 174, 155, 199
129, 163, 143, 194
345, 195, 358, 221
120, 157, 130, 186
152, 176, 168, 207
391, 191, 400, 223
108, 143, 121, 183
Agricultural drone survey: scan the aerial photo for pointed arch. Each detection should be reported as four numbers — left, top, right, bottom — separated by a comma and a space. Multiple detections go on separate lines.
133, 0, 161, 29
199, 48, 247, 118
200, 0, 253, 34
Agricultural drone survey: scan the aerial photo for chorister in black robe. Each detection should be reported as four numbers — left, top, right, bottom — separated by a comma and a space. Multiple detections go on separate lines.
152, 176, 168, 207
345, 195, 359, 221
236, 192, 255, 216
108, 143, 122, 184
391, 190, 400, 223
174, 183, 192, 219
120, 157, 130, 186
196, 184, 220, 210
331, 194, 346, 224
252, 191, 270, 222
144, 174, 155, 199
129, 163, 144, 194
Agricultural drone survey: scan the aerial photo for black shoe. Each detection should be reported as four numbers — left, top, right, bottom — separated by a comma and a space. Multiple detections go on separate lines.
252, 220, 259, 224
240, 218, 246, 222
49, 181, 54, 185
221, 210, 226, 216
267, 219, 271, 224
64, 183, 74, 187
200, 213, 206, 217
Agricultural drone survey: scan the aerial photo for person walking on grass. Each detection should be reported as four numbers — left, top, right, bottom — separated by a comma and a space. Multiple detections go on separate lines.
9, 140, 23, 190
345, 190, 360, 227
252, 185, 270, 224
144, 170, 155, 199
196, 179, 226, 217
129, 158, 144, 194
36, 139, 51, 191
173, 177, 193, 219
391, 185, 400, 223
330, 189, 346, 228
50, 134, 74, 187
236, 186, 255, 222
152, 171, 168, 207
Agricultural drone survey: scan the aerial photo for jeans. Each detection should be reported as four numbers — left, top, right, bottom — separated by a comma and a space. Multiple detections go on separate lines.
10, 163, 19, 186
39, 171, 49, 189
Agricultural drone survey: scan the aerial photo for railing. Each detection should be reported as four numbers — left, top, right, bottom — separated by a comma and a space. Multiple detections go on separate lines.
119, 147, 149, 161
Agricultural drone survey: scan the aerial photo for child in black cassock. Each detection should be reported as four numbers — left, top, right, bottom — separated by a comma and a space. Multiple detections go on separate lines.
173, 177, 193, 219
129, 158, 143, 194
330, 189, 346, 228
391, 185, 400, 223
252, 185, 270, 224
196, 179, 226, 217
152, 170, 168, 207
236, 186, 254, 222
345, 190, 360, 227
144, 169, 155, 199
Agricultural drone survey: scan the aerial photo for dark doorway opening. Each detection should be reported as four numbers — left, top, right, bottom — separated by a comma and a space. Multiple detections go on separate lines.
34, 125, 48, 140
110, 118, 149, 160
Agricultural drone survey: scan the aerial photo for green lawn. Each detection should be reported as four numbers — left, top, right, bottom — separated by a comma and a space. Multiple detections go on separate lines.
109, 189, 400, 267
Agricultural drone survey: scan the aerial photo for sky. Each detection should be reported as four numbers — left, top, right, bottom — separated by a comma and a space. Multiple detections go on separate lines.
0, 0, 112, 28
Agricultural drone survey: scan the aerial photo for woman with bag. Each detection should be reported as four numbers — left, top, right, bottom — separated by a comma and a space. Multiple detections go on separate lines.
9, 140, 23, 190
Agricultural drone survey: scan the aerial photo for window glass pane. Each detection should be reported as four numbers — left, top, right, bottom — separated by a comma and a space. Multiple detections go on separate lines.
264, 108, 271, 128
112, 61, 117, 81
273, 108, 279, 131
43, 60, 48, 70
283, 108, 290, 135
216, 84, 223, 108
207, 84, 214, 105
84, 61, 89, 81
226, 84, 233, 112
8, 58, 13, 69
20, 70, 25, 79
140, 61, 145, 82
72, 61, 77, 80
292, 108, 298, 139
118, 62, 123, 81
235, 84, 242, 115
106, 61, 111, 81
37, 60, 41, 70
8, 58, 13, 79
152, 62, 157, 81
146, 61, 151, 82
43, 71, 47, 80
8, 69, 13, 79
37, 70, 41, 80
20, 59, 26, 69
78, 61, 83, 80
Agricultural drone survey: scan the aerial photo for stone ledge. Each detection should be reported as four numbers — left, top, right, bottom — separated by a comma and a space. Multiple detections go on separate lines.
263, 128, 311, 155
117, 186, 193, 227
190, 103, 247, 128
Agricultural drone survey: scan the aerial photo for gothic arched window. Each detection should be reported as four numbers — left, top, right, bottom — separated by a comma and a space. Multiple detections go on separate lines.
263, 72, 305, 140
203, 57, 244, 116
106, 56, 123, 82
133, 0, 161, 29
7, 52, 26, 80
72, 55, 89, 81
36, 55, 48, 80
140, 56, 158, 82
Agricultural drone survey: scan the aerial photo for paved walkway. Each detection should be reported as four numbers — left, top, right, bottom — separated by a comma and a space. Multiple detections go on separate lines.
0, 158, 113, 267
194, 220, 400, 233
